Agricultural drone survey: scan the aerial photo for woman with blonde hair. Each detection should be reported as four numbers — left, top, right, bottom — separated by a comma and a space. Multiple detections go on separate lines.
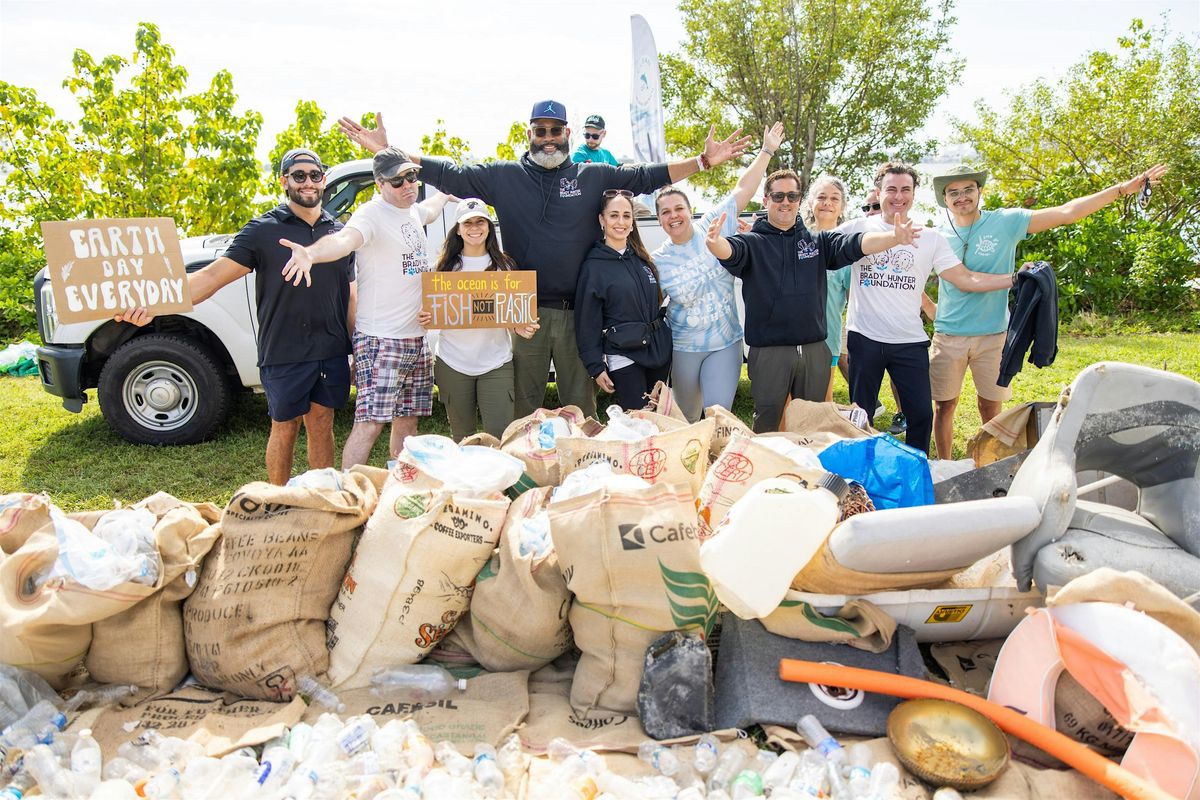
802, 175, 853, 402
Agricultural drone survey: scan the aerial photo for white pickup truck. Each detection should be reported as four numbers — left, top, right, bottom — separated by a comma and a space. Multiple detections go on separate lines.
35, 158, 736, 445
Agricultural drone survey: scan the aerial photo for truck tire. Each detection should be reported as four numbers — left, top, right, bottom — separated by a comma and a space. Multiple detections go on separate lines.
98, 334, 232, 445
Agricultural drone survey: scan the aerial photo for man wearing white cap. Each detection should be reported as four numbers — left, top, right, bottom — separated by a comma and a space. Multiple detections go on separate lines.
281, 146, 452, 467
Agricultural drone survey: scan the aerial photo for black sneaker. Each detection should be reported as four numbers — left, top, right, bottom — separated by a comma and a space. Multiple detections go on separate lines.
888, 412, 908, 435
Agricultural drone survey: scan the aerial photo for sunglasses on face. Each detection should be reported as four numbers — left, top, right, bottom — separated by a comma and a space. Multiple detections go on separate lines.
860, 202, 881, 212
603, 189, 634, 199
287, 170, 325, 184
384, 172, 420, 187
530, 125, 565, 138
583, 132, 602, 140
768, 191, 802, 203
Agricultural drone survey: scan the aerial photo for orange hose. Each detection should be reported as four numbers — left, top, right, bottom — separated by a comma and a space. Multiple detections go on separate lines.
778, 659, 1177, 800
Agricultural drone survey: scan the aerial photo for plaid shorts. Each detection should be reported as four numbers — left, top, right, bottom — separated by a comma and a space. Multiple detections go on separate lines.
352, 332, 433, 422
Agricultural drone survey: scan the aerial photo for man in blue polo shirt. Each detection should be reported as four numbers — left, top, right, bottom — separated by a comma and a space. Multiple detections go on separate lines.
116, 148, 356, 484
929, 162, 1167, 458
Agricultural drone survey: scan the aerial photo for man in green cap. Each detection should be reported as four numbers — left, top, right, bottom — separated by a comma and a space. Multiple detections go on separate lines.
929, 162, 1167, 459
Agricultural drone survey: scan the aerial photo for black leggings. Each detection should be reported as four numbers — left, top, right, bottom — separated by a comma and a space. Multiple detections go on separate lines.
847, 331, 933, 454
609, 361, 672, 411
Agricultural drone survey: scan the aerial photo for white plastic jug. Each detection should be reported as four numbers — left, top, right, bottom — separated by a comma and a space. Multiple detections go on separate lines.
700, 475, 848, 619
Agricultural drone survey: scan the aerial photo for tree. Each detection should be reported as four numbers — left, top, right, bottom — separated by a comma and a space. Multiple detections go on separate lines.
263, 102, 374, 209
955, 19, 1200, 318
0, 22, 263, 335
660, 0, 962, 197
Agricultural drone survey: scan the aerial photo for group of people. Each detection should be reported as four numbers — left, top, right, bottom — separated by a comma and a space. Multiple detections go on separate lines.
116, 96, 1166, 483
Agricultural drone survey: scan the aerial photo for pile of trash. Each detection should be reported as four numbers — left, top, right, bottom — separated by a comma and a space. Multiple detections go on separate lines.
1, 362, 1198, 799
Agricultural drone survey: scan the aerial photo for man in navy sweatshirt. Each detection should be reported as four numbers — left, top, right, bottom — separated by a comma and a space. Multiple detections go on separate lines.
705, 169, 919, 432
339, 101, 750, 419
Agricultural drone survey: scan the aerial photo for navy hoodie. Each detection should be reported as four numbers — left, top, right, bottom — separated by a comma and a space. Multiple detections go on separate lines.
417, 154, 670, 304
574, 241, 668, 378
719, 216, 866, 347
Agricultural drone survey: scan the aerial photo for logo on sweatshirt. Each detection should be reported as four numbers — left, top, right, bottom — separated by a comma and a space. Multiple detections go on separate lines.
796, 240, 819, 260
559, 177, 581, 198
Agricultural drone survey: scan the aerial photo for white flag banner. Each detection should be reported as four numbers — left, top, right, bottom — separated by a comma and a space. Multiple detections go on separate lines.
630, 14, 667, 164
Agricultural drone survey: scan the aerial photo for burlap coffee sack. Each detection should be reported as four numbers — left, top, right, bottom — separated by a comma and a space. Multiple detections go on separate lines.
929, 639, 1004, 695
644, 380, 689, 422
549, 483, 716, 717
326, 484, 510, 689
347, 463, 391, 493
968, 401, 1035, 466
460, 431, 501, 447
452, 487, 572, 672
82, 685, 305, 761
780, 398, 874, 444
704, 405, 753, 459
0, 493, 56, 554
791, 544, 960, 594
759, 596, 897, 653
183, 473, 376, 700
628, 408, 687, 431
0, 509, 207, 689
87, 494, 220, 690
304, 671, 529, 751
1048, 568, 1200, 655
556, 418, 715, 497
499, 406, 587, 487
696, 432, 827, 537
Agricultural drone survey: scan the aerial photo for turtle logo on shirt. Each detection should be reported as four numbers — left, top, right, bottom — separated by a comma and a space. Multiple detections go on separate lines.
974, 235, 999, 257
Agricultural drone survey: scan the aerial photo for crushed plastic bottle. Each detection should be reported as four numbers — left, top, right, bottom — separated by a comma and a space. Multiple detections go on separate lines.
692, 733, 720, 775
730, 768, 765, 798
370, 664, 467, 702
297, 676, 346, 713
706, 746, 746, 793
472, 743, 505, 797
637, 740, 679, 776
762, 750, 799, 792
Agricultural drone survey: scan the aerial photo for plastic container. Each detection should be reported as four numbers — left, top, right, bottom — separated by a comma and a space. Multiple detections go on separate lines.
701, 475, 848, 619
370, 665, 467, 702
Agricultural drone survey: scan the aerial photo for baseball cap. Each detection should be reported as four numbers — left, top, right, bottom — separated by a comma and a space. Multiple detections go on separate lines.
373, 146, 421, 180
584, 114, 606, 129
530, 99, 568, 123
280, 148, 325, 174
455, 198, 493, 225
932, 165, 989, 208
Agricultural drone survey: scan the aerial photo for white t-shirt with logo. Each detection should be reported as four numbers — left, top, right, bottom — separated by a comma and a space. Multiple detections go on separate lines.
344, 198, 432, 339
838, 215, 960, 344
434, 255, 514, 376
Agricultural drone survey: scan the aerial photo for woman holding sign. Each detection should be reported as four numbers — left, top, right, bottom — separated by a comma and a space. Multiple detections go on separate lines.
574, 189, 671, 411
417, 199, 538, 441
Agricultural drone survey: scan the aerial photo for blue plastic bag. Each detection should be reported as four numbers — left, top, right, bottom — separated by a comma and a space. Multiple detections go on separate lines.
818, 434, 933, 509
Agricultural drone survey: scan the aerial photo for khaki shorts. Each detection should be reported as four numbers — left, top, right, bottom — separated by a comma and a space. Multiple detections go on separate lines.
929, 331, 1012, 402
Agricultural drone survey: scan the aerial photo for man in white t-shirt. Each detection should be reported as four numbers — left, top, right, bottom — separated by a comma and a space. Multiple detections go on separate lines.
281, 147, 451, 467
837, 162, 1016, 455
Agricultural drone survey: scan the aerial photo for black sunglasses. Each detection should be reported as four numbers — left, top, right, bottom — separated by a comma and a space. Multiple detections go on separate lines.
583, 132, 602, 140
768, 191, 802, 203
530, 125, 565, 138
384, 172, 420, 187
602, 189, 634, 199
860, 202, 881, 213
287, 169, 325, 184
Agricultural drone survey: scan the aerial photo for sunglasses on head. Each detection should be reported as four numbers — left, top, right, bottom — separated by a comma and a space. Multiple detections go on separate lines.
384, 172, 420, 187
530, 125, 565, 138
287, 169, 325, 184
583, 132, 602, 140
860, 201, 881, 212
768, 191, 802, 203
602, 189, 634, 199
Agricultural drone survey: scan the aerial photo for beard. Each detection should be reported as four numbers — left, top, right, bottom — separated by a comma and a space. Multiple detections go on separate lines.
528, 140, 570, 169
286, 185, 322, 208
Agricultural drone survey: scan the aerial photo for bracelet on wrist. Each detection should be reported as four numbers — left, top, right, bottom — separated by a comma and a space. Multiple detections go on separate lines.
698, 152, 712, 170
761, 148, 776, 158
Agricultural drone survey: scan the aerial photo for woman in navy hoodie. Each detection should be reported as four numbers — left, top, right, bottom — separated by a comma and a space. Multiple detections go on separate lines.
575, 189, 671, 410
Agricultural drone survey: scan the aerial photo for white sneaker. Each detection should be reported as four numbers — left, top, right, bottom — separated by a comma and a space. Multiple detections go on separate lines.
874, 403, 886, 418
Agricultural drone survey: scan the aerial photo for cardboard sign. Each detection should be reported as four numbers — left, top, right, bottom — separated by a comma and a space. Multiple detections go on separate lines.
41, 217, 191, 324
422, 269, 537, 329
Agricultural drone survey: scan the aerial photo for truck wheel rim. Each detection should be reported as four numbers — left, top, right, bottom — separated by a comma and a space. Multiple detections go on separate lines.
123, 360, 198, 431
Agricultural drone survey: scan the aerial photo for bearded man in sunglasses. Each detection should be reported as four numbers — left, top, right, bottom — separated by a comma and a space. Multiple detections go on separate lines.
704, 168, 919, 432
115, 149, 356, 484
339, 100, 750, 418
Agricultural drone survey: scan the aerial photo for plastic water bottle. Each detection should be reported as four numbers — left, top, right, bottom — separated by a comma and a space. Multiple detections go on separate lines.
869, 763, 900, 800
23, 744, 74, 799
335, 716, 376, 756
400, 720, 434, 772
472, 743, 505, 797
796, 715, 847, 771
434, 741, 472, 777
70, 728, 102, 794
692, 733, 720, 775
932, 788, 964, 800
730, 768, 765, 798
0, 769, 33, 800
637, 740, 679, 776
847, 742, 873, 798
297, 676, 346, 713
254, 745, 297, 793
496, 732, 524, 785
762, 750, 799, 792
789, 749, 827, 796
370, 665, 467, 701
142, 767, 181, 799
706, 746, 746, 793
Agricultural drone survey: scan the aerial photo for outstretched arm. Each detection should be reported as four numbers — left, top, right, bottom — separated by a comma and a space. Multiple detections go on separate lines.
418, 192, 455, 226
337, 112, 410, 159
280, 228, 365, 287
860, 214, 921, 255
704, 213, 734, 260
730, 122, 784, 211
938, 263, 1017, 294
115, 257, 249, 325
1027, 164, 1167, 234
666, 125, 753, 182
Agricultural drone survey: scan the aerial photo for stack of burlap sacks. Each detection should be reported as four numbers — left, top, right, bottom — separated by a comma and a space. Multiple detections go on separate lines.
0, 386, 882, 721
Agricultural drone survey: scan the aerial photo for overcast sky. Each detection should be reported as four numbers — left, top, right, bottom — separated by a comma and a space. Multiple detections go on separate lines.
2, 0, 1197, 167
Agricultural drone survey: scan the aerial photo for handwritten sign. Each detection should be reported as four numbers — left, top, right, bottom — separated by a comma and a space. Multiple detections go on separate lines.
422, 270, 537, 329
41, 217, 191, 324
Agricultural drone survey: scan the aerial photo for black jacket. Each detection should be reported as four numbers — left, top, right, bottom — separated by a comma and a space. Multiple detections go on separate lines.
416, 155, 670, 304
717, 216, 865, 347
998, 262, 1058, 387
574, 242, 671, 377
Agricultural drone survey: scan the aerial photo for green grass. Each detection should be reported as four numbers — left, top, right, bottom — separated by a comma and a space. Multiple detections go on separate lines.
3, 334, 1198, 512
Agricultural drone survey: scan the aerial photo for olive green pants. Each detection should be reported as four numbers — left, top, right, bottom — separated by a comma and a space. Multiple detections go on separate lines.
434, 357, 515, 442
511, 305, 597, 418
